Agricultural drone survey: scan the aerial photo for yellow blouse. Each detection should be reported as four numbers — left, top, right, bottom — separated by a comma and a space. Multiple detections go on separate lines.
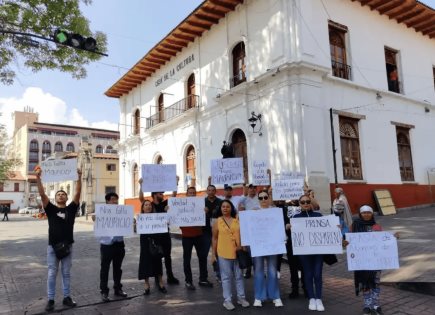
217, 217, 240, 259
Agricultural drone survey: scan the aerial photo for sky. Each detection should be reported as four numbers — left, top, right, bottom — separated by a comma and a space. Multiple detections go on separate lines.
1, 0, 434, 137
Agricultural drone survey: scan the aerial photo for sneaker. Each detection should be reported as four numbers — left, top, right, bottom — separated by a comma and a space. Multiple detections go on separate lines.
273, 298, 284, 307
253, 299, 262, 307
223, 301, 235, 311
308, 298, 316, 311
237, 298, 250, 307
315, 299, 325, 312
374, 307, 384, 315
114, 289, 128, 297
62, 296, 77, 308
288, 290, 299, 299
185, 282, 196, 290
363, 307, 372, 314
45, 300, 54, 312
277, 271, 281, 279
101, 293, 111, 302
167, 276, 180, 285
198, 280, 213, 287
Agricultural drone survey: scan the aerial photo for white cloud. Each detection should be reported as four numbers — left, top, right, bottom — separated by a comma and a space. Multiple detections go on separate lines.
0, 87, 118, 137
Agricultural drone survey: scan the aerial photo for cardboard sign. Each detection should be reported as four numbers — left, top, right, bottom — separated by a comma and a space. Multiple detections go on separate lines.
141, 164, 177, 192
345, 232, 399, 271
94, 204, 134, 237
239, 208, 286, 257
272, 178, 305, 201
167, 197, 205, 227
41, 159, 78, 183
136, 213, 168, 234
251, 160, 270, 186
210, 158, 244, 185
290, 215, 342, 255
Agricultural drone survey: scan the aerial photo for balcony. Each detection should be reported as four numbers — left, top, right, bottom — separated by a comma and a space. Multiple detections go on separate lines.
146, 95, 199, 130
331, 60, 352, 80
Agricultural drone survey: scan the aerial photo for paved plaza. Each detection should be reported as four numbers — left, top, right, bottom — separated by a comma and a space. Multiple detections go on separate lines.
0, 207, 434, 315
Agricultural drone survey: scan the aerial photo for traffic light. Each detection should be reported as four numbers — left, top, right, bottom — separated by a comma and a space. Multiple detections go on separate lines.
53, 29, 97, 52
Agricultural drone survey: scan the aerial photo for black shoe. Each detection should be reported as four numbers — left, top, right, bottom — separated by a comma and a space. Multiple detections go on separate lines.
114, 289, 128, 297
363, 307, 372, 314
288, 290, 299, 299
185, 282, 196, 290
143, 288, 150, 295
45, 300, 55, 312
101, 293, 111, 302
303, 288, 308, 298
198, 280, 213, 287
374, 307, 384, 315
167, 276, 180, 285
243, 271, 251, 279
62, 296, 77, 308
158, 286, 167, 293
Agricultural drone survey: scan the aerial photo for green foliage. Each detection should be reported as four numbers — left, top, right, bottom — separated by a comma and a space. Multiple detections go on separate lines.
0, 122, 21, 183
0, 0, 107, 85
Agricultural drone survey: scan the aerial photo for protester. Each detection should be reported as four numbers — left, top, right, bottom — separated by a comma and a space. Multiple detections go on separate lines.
289, 194, 325, 311
94, 192, 128, 302
307, 189, 320, 210
204, 183, 221, 281
2, 204, 10, 221
212, 200, 249, 310
252, 189, 283, 308
35, 166, 81, 312
332, 187, 353, 236
138, 200, 167, 295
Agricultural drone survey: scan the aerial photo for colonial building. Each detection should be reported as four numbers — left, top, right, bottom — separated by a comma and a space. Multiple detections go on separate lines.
0, 171, 26, 212
106, 0, 435, 212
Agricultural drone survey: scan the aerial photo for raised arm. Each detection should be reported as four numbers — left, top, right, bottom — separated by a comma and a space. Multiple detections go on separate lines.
35, 166, 49, 209
138, 178, 144, 203
171, 175, 179, 197
72, 169, 82, 205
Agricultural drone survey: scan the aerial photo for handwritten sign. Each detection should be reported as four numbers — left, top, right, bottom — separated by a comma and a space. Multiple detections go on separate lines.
345, 232, 399, 271
41, 159, 78, 183
94, 204, 134, 237
239, 208, 286, 257
167, 197, 205, 227
141, 164, 177, 192
252, 160, 270, 186
272, 178, 305, 200
136, 213, 168, 234
290, 215, 342, 255
210, 158, 244, 185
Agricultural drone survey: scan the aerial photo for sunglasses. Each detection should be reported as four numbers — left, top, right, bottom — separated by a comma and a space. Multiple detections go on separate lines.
300, 200, 311, 205
258, 196, 269, 201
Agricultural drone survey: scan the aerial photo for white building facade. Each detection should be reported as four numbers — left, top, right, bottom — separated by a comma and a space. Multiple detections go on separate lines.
106, 0, 435, 212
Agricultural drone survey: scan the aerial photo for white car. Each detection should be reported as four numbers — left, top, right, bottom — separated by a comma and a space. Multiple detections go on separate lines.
19, 207, 39, 215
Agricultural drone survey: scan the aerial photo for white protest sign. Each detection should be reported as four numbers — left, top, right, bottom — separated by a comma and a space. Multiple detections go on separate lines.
40, 159, 78, 183
141, 164, 177, 192
136, 213, 168, 234
210, 158, 244, 185
290, 215, 342, 255
272, 178, 305, 200
94, 204, 134, 237
251, 160, 270, 186
345, 232, 399, 271
167, 197, 205, 227
239, 208, 286, 257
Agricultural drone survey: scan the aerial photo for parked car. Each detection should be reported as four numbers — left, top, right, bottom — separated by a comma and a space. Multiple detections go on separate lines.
19, 207, 39, 215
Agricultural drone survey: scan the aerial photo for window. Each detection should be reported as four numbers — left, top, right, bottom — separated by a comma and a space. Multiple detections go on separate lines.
385, 47, 400, 93
106, 145, 113, 153
29, 151, 39, 161
54, 141, 63, 152
28, 162, 38, 172
158, 93, 164, 123
231, 129, 248, 183
329, 22, 351, 80
132, 163, 139, 196
105, 186, 117, 194
185, 145, 196, 187
107, 164, 116, 171
396, 127, 414, 181
29, 140, 38, 151
42, 140, 51, 153
66, 142, 75, 152
14, 183, 19, 192
133, 109, 140, 135
339, 117, 363, 180
0, 183, 3, 192
96, 145, 103, 153
231, 42, 246, 87
187, 74, 196, 109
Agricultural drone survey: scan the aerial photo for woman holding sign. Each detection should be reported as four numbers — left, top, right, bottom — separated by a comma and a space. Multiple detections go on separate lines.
138, 200, 167, 295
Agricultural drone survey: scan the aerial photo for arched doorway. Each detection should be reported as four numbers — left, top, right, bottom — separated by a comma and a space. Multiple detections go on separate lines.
231, 129, 248, 183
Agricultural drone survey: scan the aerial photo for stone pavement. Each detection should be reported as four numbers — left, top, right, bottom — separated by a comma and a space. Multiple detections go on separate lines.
0, 207, 434, 315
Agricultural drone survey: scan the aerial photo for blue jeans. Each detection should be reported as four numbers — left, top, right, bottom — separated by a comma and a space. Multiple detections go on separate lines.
47, 245, 73, 300
253, 255, 280, 300
218, 256, 245, 302
299, 254, 323, 299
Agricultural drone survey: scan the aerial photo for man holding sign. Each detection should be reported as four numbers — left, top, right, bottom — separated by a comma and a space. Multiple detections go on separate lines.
35, 166, 81, 312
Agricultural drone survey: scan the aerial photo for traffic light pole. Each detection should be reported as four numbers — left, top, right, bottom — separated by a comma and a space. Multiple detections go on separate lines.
0, 29, 108, 56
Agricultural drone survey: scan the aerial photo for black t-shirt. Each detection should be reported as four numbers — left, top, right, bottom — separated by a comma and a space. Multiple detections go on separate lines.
205, 197, 222, 233
45, 201, 78, 245
153, 199, 168, 213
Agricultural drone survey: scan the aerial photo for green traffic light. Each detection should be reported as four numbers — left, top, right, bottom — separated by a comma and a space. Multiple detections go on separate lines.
54, 30, 68, 43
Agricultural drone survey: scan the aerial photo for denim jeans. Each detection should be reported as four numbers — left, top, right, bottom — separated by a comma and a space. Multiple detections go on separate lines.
253, 255, 280, 300
299, 254, 323, 299
218, 256, 245, 302
47, 245, 73, 300
182, 234, 209, 283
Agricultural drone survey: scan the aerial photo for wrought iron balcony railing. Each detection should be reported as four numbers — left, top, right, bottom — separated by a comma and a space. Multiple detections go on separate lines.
331, 60, 352, 80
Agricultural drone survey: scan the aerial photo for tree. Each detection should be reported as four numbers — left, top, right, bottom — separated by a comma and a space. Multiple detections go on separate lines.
0, 122, 21, 183
0, 0, 107, 85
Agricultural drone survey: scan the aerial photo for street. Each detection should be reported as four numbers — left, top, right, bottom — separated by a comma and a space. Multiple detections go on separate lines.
1, 208, 435, 315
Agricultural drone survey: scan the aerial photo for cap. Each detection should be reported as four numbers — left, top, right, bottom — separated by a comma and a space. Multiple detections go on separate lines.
359, 205, 373, 213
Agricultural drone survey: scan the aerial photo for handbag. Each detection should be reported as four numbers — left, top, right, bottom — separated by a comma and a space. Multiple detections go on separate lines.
148, 238, 164, 257
222, 218, 251, 269
53, 241, 71, 260
323, 254, 338, 266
